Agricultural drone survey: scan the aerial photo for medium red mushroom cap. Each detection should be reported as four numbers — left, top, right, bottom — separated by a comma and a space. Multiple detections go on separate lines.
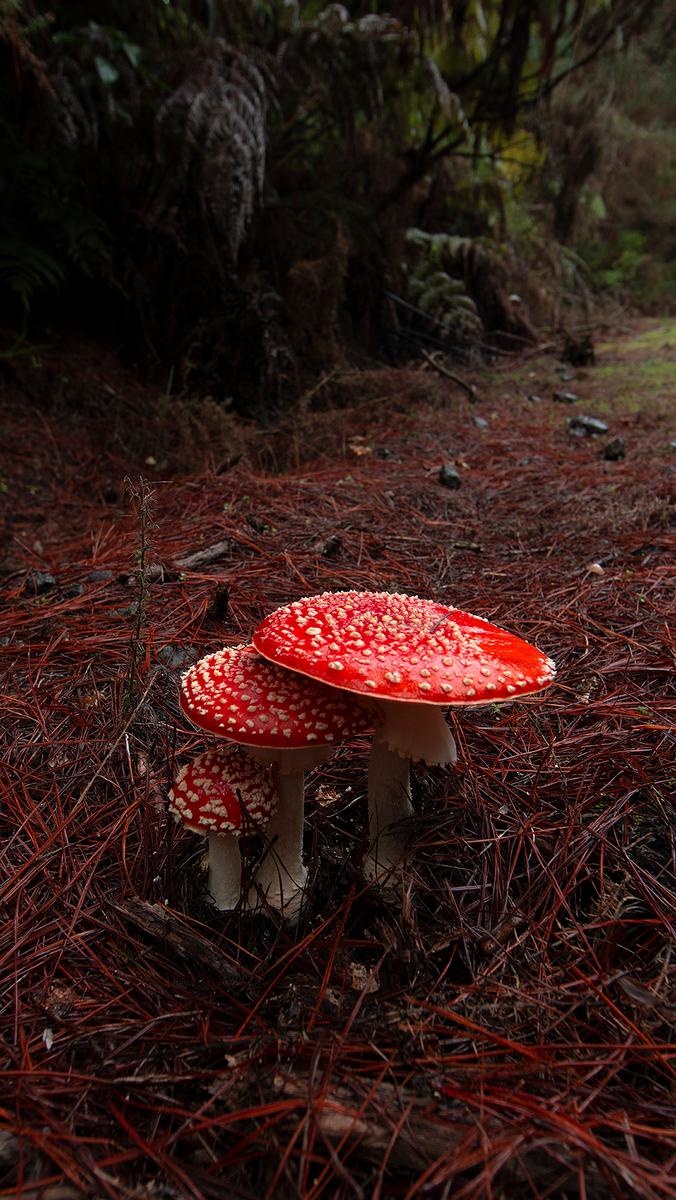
169, 745, 276, 836
180, 643, 373, 747
252, 591, 556, 706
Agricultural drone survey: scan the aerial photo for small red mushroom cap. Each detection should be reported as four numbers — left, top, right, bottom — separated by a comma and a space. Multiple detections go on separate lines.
169, 745, 276, 836
180, 643, 373, 747
252, 591, 556, 706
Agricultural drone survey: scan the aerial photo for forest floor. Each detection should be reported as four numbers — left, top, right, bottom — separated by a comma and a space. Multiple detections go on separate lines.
0, 319, 674, 1199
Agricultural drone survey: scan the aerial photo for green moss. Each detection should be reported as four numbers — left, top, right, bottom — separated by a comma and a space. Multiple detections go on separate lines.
597, 320, 676, 356
482, 321, 674, 418
588, 357, 674, 413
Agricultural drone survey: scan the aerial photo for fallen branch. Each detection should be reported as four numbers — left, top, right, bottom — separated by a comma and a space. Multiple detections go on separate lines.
420, 350, 478, 400
276, 1076, 471, 1172
110, 898, 244, 983
121, 538, 234, 585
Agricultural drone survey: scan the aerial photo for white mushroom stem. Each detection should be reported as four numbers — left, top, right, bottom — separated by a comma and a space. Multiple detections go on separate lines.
365, 738, 413, 880
250, 766, 308, 917
205, 832, 243, 911
365, 700, 457, 881
376, 699, 457, 765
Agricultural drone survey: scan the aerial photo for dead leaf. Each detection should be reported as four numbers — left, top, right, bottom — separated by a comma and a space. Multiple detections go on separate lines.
350, 963, 379, 993
315, 785, 341, 808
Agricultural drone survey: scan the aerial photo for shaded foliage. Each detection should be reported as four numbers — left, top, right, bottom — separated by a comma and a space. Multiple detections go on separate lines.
0, 1, 668, 410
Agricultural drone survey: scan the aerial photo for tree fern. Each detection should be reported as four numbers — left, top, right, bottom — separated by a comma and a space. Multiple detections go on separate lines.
151, 40, 268, 267
404, 228, 483, 341
0, 237, 64, 311
0, 113, 113, 310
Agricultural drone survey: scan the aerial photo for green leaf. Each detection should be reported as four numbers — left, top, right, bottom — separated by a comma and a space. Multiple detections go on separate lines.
589, 192, 607, 219
94, 56, 119, 86
123, 42, 142, 69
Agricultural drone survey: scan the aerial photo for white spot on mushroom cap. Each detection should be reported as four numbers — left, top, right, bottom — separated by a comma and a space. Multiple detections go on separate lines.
179, 643, 372, 748
169, 744, 277, 835
251, 591, 556, 708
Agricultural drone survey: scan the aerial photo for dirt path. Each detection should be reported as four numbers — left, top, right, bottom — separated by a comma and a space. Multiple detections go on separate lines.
0, 322, 673, 1199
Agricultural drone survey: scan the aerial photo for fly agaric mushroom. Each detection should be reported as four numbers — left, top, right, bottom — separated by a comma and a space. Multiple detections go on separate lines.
252, 590, 556, 879
179, 644, 372, 914
169, 744, 277, 910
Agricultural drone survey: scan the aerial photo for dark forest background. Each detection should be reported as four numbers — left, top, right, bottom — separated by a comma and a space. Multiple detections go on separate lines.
1, 1, 675, 415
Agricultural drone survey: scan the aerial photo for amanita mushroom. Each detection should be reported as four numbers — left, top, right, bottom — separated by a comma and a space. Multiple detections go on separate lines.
169, 745, 277, 910
252, 590, 556, 879
179, 644, 372, 914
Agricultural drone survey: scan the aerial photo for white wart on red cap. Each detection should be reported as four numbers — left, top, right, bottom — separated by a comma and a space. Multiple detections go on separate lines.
180, 643, 373, 747
252, 590, 556, 704
169, 745, 276, 836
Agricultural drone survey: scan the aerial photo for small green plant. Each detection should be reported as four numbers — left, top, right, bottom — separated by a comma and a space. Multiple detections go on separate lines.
581, 229, 648, 293
403, 229, 483, 342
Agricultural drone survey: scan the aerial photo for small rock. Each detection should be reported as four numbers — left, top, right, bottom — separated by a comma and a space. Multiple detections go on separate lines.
116, 602, 139, 618
559, 370, 576, 382
472, 414, 489, 429
88, 569, 113, 582
65, 583, 85, 598
569, 415, 609, 437
528, 394, 544, 404
601, 437, 625, 461
23, 570, 56, 595
156, 644, 198, 672
438, 464, 461, 490
553, 391, 578, 404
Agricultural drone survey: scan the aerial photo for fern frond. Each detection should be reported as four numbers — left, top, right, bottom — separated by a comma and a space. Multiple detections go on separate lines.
0, 236, 65, 309
403, 227, 483, 342
152, 40, 268, 266
278, 9, 412, 143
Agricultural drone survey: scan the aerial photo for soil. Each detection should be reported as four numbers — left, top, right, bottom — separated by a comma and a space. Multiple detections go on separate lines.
0, 320, 674, 1199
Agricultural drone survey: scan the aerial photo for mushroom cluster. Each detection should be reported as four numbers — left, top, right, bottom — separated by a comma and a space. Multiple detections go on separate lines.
174, 643, 372, 915
171, 591, 555, 914
252, 591, 556, 879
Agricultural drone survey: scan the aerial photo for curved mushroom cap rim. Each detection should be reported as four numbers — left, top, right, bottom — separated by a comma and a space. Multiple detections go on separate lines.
252, 590, 556, 706
169, 744, 277, 834
242, 660, 556, 707
180, 642, 373, 747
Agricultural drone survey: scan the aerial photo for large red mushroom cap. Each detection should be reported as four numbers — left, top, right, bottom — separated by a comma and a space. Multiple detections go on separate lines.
169, 745, 276, 836
251, 591, 556, 705
180, 643, 373, 749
